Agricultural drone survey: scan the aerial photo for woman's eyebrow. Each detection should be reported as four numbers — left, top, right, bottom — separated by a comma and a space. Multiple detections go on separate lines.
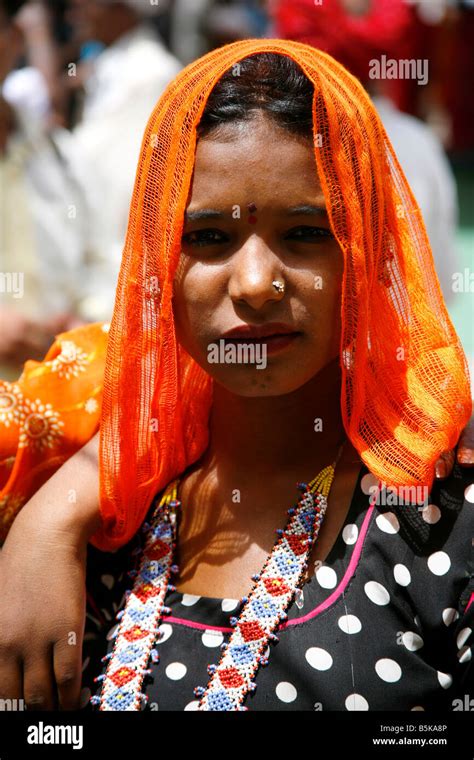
184, 205, 328, 221
185, 209, 224, 221
286, 205, 328, 217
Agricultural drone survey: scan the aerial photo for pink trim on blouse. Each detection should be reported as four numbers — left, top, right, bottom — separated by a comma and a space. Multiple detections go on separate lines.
164, 481, 381, 633
465, 591, 474, 613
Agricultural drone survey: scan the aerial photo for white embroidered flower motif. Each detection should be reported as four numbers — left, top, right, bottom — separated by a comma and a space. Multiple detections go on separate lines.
84, 398, 99, 414
18, 399, 64, 451
49, 340, 88, 380
0, 381, 26, 427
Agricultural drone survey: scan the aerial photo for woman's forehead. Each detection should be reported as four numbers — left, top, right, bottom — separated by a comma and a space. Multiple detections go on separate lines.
188, 118, 325, 209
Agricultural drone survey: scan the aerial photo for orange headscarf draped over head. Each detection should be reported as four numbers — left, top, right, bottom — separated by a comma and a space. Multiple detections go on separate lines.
91, 39, 471, 552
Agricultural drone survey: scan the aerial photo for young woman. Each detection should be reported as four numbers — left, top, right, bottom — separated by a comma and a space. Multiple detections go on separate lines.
0, 39, 473, 712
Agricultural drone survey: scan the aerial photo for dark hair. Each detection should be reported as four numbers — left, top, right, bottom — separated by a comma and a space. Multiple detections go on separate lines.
197, 52, 314, 139
2, 0, 27, 19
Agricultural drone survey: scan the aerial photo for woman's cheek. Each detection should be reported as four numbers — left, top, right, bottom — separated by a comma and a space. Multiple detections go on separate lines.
173, 288, 216, 361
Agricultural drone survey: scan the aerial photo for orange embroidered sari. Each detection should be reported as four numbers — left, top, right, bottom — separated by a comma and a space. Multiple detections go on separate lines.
0, 322, 107, 543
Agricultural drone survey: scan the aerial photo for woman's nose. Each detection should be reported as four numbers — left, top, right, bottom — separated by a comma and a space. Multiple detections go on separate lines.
227, 236, 284, 311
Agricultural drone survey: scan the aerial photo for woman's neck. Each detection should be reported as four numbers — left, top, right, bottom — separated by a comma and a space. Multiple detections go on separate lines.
204, 357, 346, 479
174, 357, 361, 597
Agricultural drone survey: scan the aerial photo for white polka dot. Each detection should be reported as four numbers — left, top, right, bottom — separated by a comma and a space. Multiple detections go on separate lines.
275, 681, 297, 703
315, 566, 337, 589
184, 701, 200, 711
456, 627, 472, 649
338, 614, 362, 634
364, 581, 390, 606
376, 512, 400, 534
393, 563, 411, 586
361, 473, 379, 495
342, 524, 358, 545
442, 607, 459, 626
411, 706, 425, 711
437, 671, 452, 689
80, 688, 91, 709
201, 629, 224, 648
375, 658, 402, 683
165, 662, 187, 680
402, 631, 424, 651
221, 598, 239, 612
421, 504, 441, 524
458, 646, 472, 664
464, 484, 474, 504
427, 551, 451, 576
157, 623, 173, 643
345, 693, 369, 710
181, 594, 201, 606
305, 647, 333, 671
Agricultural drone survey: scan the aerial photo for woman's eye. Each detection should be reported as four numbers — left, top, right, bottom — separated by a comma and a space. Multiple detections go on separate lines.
285, 226, 334, 242
182, 229, 229, 247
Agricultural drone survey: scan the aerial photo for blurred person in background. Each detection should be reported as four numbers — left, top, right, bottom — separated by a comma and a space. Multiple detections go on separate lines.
0, 0, 84, 379
57, 0, 180, 322
271, 0, 462, 307
169, 0, 213, 63
203, 0, 268, 49
169, 0, 268, 63
436, 0, 474, 153
0, 0, 180, 379
1, 0, 180, 376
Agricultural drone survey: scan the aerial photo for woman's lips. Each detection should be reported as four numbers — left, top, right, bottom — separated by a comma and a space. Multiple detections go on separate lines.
222, 332, 301, 355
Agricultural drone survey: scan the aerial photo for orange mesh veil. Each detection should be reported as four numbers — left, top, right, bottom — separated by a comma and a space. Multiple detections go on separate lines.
91, 39, 472, 552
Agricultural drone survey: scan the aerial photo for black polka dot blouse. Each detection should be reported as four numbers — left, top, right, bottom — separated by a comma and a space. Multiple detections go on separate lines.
80, 462, 474, 711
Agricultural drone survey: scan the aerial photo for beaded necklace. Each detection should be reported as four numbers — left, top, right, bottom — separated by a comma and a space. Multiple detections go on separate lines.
91, 441, 345, 711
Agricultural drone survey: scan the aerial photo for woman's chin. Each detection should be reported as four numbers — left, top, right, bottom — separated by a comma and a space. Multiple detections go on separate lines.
209, 365, 320, 398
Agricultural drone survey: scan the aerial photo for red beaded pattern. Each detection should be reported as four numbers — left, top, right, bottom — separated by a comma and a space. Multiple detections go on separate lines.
91, 463, 337, 711
196, 482, 328, 711
93, 491, 179, 711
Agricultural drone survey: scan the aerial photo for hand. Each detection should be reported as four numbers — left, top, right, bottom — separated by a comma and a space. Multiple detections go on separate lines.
0, 434, 100, 710
435, 411, 474, 479
0, 501, 88, 711
0, 309, 82, 365
0, 308, 59, 364
14, 2, 50, 34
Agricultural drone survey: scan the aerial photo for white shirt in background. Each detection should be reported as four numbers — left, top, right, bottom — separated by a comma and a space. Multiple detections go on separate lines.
373, 95, 460, 307
57, 23, 181, 322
